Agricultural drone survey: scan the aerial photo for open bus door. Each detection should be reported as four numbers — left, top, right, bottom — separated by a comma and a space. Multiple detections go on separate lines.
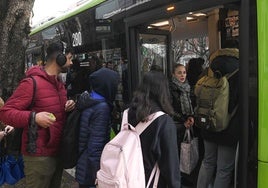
127, 27, 171, 93
137, 30, 170, 76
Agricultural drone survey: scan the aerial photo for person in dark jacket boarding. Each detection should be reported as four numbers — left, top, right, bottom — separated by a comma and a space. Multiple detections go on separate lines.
75, 67, 119, 188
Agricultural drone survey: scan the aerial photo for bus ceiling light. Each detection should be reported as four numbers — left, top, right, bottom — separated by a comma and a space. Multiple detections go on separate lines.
186, 16, 195, 21
193, 12, 207, 17
147, 26, 153, 29
167, 6, 175, 11
151, 20, 169, 27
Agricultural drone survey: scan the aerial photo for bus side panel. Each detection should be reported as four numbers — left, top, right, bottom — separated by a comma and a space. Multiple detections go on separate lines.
258, 162, 268, 188
257, 0, 268, 187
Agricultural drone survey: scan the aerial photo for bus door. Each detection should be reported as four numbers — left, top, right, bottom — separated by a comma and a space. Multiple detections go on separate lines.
128, 28, 171, 93
137, 32, 170, 76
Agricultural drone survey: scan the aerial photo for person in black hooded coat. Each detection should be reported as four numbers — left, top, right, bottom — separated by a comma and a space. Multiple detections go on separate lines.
197, 48, 239, 188
75, 68, 119, 188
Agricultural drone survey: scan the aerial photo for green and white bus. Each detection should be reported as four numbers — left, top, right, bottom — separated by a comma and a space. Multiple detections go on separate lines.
26, 0, 267, 187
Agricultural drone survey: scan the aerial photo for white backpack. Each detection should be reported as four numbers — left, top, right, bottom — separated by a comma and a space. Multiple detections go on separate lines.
96, 109, 165, 188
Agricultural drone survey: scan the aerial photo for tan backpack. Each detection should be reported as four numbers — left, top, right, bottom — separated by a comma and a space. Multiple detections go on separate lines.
194, 68, 238, 132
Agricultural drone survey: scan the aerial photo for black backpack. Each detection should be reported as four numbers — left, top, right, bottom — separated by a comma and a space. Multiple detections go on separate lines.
59, 109, 81, 169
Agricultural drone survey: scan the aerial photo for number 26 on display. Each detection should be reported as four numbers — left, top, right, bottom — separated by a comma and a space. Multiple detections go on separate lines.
72, 32, 82, 47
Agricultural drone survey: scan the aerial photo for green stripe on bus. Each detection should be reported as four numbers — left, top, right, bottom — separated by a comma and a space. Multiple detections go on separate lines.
30, 0, 105, 35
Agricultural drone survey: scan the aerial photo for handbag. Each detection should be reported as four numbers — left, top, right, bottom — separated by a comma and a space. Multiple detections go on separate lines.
180, 127, 199, 174
0, 138, 25, 186
2, 155, 25, 185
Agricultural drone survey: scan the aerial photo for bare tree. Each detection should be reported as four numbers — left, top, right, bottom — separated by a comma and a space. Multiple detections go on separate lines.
0, 0, 35, 100
187, 37, 209, 60
172, 40, 185, 63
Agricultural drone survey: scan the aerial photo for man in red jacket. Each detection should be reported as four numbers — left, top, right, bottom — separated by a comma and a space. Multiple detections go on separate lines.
0, 41, 75, 188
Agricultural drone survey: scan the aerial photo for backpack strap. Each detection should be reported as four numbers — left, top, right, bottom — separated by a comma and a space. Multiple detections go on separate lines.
230, 105, 238, 119
226, 69, 239, 119
121, 109, 165, 135
121, 109, 129, 130
226, 69, 239, 79
26, 76, 38, 154
146, 163, 160, 188
28, 76, 37, 109
135, 111, 165, 135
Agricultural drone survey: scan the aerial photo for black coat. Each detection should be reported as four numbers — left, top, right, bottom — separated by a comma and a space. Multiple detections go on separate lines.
128, 107, 181, 188
169, 81, 194, 123
169, 81, 193, 146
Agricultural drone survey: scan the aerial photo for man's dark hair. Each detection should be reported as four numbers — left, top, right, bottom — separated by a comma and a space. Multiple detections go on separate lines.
46, 41, 72, 61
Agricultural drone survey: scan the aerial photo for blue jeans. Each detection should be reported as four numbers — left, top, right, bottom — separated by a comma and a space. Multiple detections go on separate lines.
197, 140, 237, 188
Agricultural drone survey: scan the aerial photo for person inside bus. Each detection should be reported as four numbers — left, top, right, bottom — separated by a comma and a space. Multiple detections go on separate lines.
186, 57, 206, 184
66, 55, 102, 100
106, 61, 114, 70
187, 57, 205, 107
197, 48, 239, 188
127, 70, 181, 187
169, 63, 195, 186
75, 67, 119, 188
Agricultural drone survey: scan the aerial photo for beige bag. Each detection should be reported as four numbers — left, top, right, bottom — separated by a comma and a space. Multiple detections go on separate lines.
180, 127, 199, 174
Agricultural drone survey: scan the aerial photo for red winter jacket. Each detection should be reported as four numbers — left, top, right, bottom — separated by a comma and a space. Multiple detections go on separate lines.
0, 66, 67, 156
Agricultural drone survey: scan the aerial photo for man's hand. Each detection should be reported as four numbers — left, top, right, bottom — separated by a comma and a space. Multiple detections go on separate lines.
65, 100, 75, 112
0, 131, 6, 141
4, 125, 14, 134
35, 112, 56, 128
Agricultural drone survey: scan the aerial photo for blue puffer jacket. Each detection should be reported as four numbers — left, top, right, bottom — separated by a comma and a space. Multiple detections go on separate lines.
75, 68, 119, 186
75, 91, 111, 185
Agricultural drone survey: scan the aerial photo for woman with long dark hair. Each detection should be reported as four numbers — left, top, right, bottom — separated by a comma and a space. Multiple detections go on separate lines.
128, 71, 181, 188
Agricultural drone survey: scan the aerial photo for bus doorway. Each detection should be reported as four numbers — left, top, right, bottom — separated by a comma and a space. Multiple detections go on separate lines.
126, 27, 170, 93
137, 31, 169, 77
127, 8, 211, 92
125, 1, 257, 187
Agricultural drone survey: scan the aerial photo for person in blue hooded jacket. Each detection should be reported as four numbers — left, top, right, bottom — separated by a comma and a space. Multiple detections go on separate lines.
75, 68, 119, 188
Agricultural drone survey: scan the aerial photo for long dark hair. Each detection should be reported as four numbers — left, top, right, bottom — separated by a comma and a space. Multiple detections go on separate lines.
129, 71, 174, 122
